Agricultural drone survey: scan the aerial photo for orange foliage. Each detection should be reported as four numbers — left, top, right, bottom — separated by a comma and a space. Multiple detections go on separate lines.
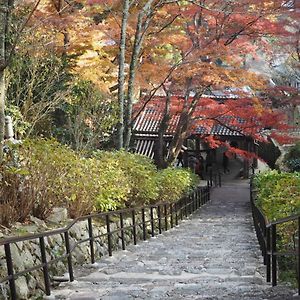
24, 0, 296, 152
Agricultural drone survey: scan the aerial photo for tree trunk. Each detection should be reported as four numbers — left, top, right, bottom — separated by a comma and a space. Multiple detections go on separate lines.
124, 0, 154, 149
116, 0, 130, 149
167, 110, 190, 165
166, 80, 193, 165
0, 0, 8, 161
124, 12, 143, 149
167, 86, 205, 165
0, 70, 5, 160
154, 89, 171, 169
0, 0, 38, 160
62, 30, 70, 60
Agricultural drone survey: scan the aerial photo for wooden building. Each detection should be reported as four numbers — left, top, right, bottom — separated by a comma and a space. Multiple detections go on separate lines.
132, 95, 258, 178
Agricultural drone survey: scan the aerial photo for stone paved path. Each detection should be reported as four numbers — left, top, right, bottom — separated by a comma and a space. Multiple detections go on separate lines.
51, 181, 297, 300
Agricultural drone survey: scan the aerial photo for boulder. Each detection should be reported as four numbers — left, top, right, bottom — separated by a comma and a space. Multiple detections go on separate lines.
29, 216, 47, 228
15, 276, 29, 300
10, 244, 24, 272
21, 246, 35, 269
47, 208, 68, 224
69, 221, 88, 240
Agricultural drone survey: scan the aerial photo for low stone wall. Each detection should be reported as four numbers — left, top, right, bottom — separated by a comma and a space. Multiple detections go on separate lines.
0, 210, 160, 300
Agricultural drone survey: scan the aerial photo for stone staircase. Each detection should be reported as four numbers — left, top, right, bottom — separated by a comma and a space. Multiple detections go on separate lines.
51, 182, 298, 300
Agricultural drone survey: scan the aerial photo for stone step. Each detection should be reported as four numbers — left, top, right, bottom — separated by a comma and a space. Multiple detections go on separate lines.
51, 184, 297, 300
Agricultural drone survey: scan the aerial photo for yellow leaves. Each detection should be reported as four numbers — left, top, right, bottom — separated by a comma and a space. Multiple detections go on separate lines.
136, 61, 170, 89
155, 8, 169, 19
74, 46, 117, 92
248, 1, 277, 12
68, 27, 118, 92
29, 0, 287, 103
252, 97, 265, 116
263, 1, 276, 9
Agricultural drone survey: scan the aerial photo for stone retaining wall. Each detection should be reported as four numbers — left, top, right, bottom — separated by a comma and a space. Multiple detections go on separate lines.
0, 211, 160, 300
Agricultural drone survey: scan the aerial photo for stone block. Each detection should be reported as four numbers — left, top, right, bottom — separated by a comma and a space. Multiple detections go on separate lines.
15, 276, 29, 300
47, 208, 68, 224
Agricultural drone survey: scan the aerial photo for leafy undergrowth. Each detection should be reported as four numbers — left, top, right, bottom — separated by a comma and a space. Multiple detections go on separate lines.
254, 171, 300, 287
254, 171, 300, 221
0, 138, 198, 227
284, 142, 300, 172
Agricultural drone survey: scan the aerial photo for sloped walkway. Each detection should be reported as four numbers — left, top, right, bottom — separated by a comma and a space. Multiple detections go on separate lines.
51, 182, 296, 300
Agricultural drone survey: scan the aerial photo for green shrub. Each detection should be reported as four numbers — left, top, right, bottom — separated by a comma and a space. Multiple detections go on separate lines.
286, 158, 300, 172
157, 168, 199, 202
254, 171, 300, 286
285, 142, 300, 160
1, 139, 198, 227
284, 142, 300, 172
55, 79, 118, 152
92, 151, 159, 207
93, 157, 130, 210
254, 170, 300, 221
2, 140, 131, 220
0, 161, 33, 227
0, 139, 71, 226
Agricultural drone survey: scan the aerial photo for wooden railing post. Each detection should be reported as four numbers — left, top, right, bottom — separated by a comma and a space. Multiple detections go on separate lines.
266, 226, 271, 283
271, 224, 277, 287
39, 237, 51, 295
142, 208, 146, 241
175, 202, 179, 225
4, 244, 17, 300
170, 203, 174, 228
164, 204, 168, 231
158, 205, 162, 234
64, 232, 74, 281
88, 217, 95, 264
150, 207, 155, 237
132, 209, 137, 245
120, 212, 126, 250
106, 214, 112, 256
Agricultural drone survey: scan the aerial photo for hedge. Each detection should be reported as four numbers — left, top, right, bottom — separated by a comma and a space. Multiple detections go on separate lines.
0, 139, 198, 226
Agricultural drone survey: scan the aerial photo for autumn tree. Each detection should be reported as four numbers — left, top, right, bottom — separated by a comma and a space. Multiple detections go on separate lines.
0, 0, 42, 160
0, 0, 76, 149
0, 0, 117, 149
89, 0, 189, 149
131, 0, 295, 167
1, 0, 294, 159
90, 0, 295, 156
273, 4, 299, 88
262, 2, 300, 131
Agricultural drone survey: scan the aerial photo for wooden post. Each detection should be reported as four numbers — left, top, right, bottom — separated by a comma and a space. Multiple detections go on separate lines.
253, 140, 258, 169
243, 139, 250, 179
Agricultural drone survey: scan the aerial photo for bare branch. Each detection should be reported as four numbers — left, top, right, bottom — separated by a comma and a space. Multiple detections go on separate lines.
148, 14, 180, 36
4, 0, 42, 70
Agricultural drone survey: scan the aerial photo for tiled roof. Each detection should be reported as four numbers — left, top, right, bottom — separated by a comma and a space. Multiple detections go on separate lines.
194, 124, 242, 136
132, 96, 247, 158
134, 110, 180, 134
133, 111, 244, 137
